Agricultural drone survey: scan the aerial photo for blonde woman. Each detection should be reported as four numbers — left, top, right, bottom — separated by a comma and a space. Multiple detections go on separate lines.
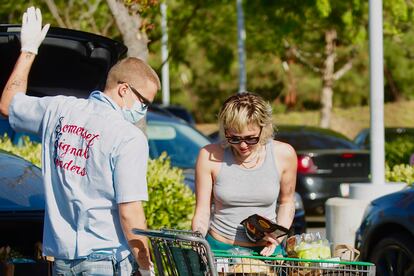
192, 92, 297, 256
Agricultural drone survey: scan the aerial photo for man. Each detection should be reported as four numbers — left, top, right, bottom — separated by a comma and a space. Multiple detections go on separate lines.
0, 7, 160, 276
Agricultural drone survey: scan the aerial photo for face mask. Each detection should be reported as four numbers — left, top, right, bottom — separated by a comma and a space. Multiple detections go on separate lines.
122, 98, 148, 124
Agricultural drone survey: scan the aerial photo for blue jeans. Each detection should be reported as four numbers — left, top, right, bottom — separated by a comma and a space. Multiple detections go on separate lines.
53, 253, 136, 276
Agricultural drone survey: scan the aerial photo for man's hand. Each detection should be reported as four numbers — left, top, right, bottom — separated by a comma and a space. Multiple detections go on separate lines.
21, 7, 50, 55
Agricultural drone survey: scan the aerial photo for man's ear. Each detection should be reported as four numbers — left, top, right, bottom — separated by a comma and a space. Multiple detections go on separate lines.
117, 83, 128, 98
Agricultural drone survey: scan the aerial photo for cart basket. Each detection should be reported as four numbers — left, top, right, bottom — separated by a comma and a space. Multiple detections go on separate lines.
133, 228, 376, 276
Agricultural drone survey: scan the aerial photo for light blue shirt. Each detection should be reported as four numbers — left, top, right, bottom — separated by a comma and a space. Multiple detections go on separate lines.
9, 91, 149, 261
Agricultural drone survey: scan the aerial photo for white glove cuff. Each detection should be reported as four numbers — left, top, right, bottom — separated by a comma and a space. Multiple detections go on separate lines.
21, 47, 38, 55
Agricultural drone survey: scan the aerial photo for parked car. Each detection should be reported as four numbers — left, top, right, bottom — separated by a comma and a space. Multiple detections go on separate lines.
151, 104, 196, 126
354, 127, 414, 149
275, 125, 370, 215
0, 150, 44, 257
355, 187, 414, 276
162, 105, 196, 126
146, 110, 210, 191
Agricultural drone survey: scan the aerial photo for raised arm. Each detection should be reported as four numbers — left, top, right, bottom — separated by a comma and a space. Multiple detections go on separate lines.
0, 7, 49, 117
191, 146, 214, 236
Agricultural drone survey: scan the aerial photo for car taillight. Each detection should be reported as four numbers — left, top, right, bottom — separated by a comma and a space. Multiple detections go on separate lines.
297, 155, 317, 174
341, 153, 355, 158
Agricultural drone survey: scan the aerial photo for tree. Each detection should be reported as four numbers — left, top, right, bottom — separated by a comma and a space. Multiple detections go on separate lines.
245, 0, 414, 127
0, 0, 156, 60
245, 0, 368, 128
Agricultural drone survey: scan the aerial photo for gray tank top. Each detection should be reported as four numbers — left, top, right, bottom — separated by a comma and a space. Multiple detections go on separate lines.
210, 140, 280, 242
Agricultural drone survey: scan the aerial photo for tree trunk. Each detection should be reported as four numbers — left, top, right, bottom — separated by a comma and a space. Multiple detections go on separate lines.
384, 65, 403, 102
320, 29, 337, 128
106, 0, 149, 61
284, 49, 297, 108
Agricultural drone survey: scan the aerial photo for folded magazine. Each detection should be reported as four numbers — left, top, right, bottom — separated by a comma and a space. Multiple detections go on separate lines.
240, 214, 290, 243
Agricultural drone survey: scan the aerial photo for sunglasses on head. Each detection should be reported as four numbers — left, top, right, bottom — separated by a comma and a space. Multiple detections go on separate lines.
118, 81, 151, 108
225, 127, 262, 145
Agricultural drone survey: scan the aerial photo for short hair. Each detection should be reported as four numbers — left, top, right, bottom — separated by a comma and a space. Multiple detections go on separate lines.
105, 57, 161, 90
218, 92, 274, 145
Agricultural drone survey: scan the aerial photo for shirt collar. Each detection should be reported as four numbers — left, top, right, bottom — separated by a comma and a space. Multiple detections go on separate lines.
89, 90, 121, 112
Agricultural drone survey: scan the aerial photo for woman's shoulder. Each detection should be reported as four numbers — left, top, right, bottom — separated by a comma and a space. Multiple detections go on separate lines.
271, 139, 296, 158
202, 142, 225, 152
199, 143, 226, 162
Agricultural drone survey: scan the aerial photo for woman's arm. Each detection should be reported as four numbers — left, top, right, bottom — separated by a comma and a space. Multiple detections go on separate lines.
261, 141, 297, 256
191, 146, 214, 236
276, 142, 297, 229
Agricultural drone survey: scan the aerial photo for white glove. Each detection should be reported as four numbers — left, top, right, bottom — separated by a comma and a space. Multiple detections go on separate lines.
21, 6, 50, 55
138, 266, 155, 276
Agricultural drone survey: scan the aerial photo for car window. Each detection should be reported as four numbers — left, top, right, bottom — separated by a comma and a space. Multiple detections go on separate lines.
276, 132, 358, 150
147, 121, 209, 169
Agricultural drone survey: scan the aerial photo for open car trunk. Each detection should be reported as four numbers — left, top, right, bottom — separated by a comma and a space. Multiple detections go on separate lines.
0, 24, 127, 99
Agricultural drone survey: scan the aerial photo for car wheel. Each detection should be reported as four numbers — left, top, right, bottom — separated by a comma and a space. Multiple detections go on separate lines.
369, 232, 414, 276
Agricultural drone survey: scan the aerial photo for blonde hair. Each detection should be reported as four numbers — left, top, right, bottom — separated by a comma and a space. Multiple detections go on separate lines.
105, 57, 161, 90
218, 92, 274, 145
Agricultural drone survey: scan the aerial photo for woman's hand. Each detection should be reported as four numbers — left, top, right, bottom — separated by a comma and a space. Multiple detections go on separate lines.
260, 232, 280, 256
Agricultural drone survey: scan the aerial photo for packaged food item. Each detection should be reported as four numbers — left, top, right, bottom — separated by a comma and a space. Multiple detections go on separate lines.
286, 232, 332, 260
217, 247, 271, 275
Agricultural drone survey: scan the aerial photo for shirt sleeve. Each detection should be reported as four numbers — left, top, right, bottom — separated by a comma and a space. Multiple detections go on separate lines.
112, 131, 149, 203
8, 93, 54, 135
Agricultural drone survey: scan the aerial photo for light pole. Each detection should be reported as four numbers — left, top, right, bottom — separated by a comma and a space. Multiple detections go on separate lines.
236, 0, 247, 93
161, 2, 170, 106
369, 0, 385, 186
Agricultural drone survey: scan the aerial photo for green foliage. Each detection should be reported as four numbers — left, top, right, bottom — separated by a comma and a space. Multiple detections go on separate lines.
144, 153, 195, 229
0, 135, 194, 230
0, 0, 120, 39
0, 135, 42, 167
383, 29, 414, 101
3, 1, 414, 123
385, 137, 414, 167
316, 0, 331, 18
385, 164, 414, 186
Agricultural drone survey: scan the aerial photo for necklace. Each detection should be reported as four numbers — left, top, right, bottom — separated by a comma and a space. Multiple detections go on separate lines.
241, 150, 259, 163
232, 146, 263, 169
240, 154, 260, 169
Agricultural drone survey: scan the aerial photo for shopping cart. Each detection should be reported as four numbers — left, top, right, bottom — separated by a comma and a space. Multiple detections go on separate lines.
132, 228, 217, 275
132, 228, 376, 276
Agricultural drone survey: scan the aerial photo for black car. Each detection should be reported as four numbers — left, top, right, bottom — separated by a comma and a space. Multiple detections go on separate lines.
354, 127, 414, 149
0, 150, 48, 275
355, 187, 414, 276
275, 125, 370, 215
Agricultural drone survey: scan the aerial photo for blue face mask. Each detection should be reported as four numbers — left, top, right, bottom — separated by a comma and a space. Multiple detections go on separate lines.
122, 99, 148, 124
